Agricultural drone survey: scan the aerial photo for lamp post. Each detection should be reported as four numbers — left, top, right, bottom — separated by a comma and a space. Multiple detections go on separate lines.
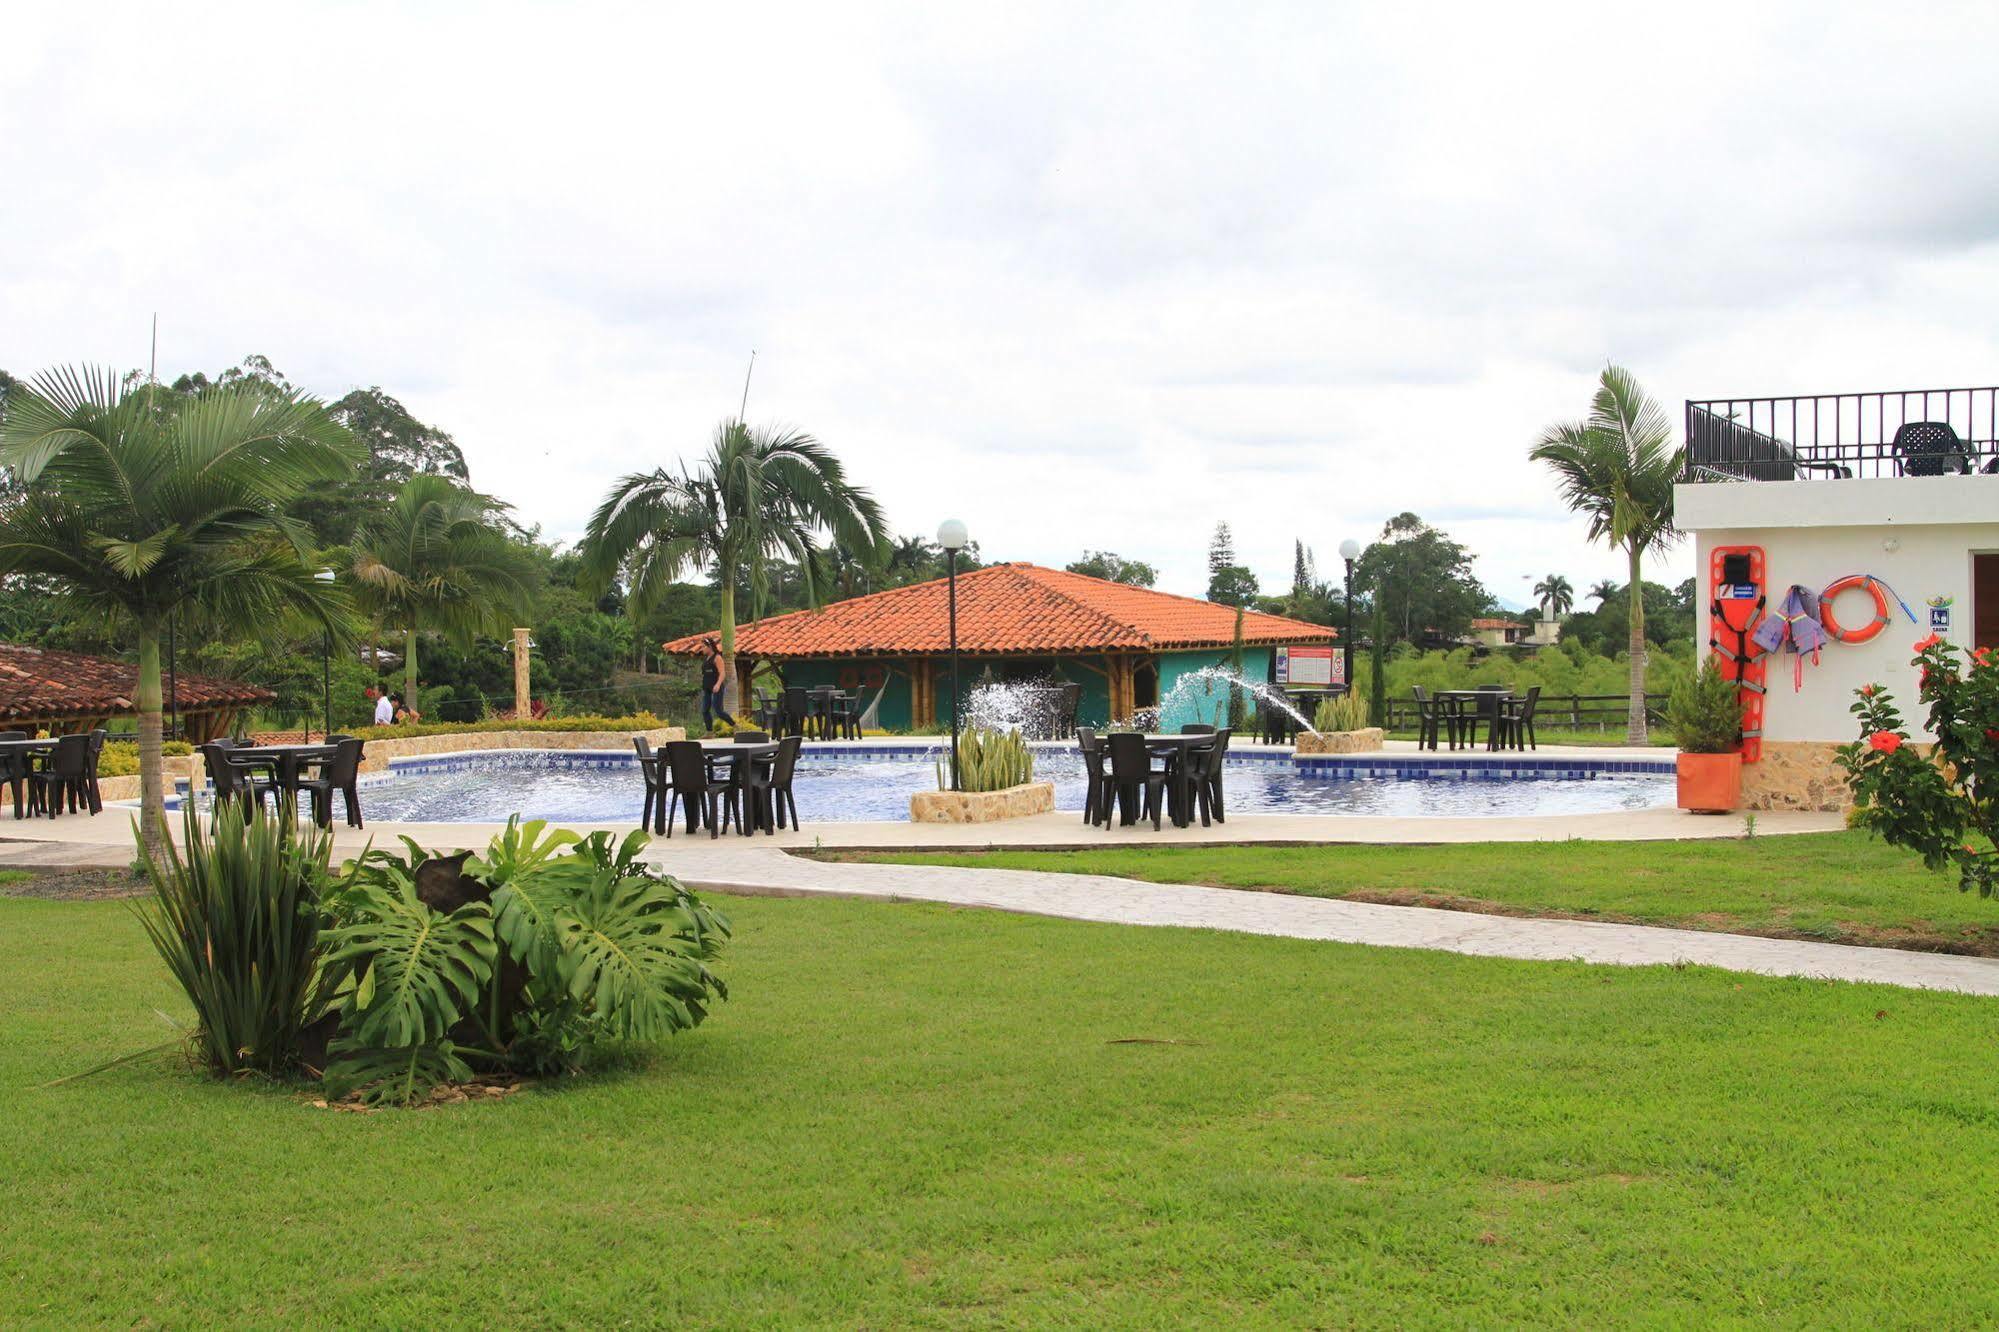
1338, 538, 1361, 696
937, 518, 969, 791
314, 570, 337, 741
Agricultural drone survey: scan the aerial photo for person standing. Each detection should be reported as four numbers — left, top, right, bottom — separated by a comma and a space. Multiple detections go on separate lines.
373, 690, 395, 726
698, 637, 728, 731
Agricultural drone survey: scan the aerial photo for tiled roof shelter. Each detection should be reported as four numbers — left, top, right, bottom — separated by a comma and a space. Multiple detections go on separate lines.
0, 642, 274, 740
664, 563, 1336, 728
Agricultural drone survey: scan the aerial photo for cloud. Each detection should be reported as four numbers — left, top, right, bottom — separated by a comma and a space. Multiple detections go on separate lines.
4, 0, 1997, 607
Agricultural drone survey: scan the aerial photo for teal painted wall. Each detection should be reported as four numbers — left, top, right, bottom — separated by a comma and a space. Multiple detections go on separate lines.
1156, 647, 1274, 731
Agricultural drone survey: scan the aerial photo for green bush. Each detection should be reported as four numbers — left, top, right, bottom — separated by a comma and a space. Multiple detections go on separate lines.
320, 819, 730, 1105
940, 727, 1034, 792
135, 801, 343, 1077
1665, 658, 1743, 754
349, 712, 665, 742
97, 740, 193, 778
1312, 693, 1370, 733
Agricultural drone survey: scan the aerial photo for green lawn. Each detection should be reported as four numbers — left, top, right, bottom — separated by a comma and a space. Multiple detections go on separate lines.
7, 890, 1999, 1324
844, 831, 1999, 955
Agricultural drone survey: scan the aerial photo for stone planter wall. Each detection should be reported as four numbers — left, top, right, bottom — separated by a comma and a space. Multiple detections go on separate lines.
908, 781, 1056, 824
1293, 727, 1385, 755
1741, 740, 1853, 812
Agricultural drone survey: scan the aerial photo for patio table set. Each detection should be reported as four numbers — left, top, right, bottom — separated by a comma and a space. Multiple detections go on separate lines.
748, 686, 863, 741
0, 730, 109, 820
1077, 726, 1231, 831
200, 736, 366, 829
636, 734, 804, 838
1409, 685, 1542, 752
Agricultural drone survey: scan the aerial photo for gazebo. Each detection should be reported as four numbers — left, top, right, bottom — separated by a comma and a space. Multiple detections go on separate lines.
662, 562, 1336, 730
0, 642, 275, 741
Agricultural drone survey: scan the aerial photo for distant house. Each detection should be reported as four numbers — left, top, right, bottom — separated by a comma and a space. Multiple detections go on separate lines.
1465, 616, 1563, 650
662, 562, 1336, 729
0, 642, 274, 741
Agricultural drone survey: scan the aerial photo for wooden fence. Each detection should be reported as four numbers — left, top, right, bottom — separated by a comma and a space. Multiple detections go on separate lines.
1380, 692, 1670, 732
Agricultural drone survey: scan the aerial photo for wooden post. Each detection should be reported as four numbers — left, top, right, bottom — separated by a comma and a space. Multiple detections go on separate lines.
512, 628, 531, 718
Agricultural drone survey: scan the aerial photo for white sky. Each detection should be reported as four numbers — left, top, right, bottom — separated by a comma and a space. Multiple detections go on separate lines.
7, 2, 1999, 606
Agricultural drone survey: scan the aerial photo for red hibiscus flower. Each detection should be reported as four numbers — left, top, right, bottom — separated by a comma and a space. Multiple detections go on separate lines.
1986, 728, 1999, 745
1868, 731, 1904, 753
1915, 633, 1944, 653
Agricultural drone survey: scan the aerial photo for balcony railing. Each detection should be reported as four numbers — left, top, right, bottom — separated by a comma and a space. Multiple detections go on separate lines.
1683, 387, 1999, 481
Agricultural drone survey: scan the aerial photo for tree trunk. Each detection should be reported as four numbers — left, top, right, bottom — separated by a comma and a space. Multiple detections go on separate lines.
718, 578, 739, 718
404, 625, 419, 711
135, 628, 166, 858
1626, 544, 1648, 746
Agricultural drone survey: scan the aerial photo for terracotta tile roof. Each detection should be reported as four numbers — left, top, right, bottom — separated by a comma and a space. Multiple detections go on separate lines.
0, 642, 275, 722
1469, 617, 1521, 630
663, 563, 1336, 659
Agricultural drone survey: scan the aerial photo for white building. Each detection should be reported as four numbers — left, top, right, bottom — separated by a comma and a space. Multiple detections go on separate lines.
1677, 390, 1999, 809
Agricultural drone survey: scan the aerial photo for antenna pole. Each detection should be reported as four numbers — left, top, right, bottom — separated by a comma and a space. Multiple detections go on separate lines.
149, 313, 158, 384
738, 350, 757, 422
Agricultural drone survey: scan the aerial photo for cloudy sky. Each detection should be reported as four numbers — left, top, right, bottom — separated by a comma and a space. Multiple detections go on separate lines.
7, 2, 1999, 606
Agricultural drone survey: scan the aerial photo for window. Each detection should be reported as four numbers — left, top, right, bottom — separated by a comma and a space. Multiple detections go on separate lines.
1976, 554, 1999, 651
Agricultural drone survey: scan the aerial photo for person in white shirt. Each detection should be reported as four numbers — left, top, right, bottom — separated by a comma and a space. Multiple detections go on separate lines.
373, 692, 395, 726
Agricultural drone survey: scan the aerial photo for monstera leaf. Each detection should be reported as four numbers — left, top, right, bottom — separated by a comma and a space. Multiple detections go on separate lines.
323, 1037, 475, 1107
322, 860, 497, 1049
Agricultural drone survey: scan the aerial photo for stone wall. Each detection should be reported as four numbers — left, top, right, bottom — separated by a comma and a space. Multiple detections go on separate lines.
909, 781, 1056, 824
165, 727, 685, 792
1742, 740, 1853, 812
1293, 728, 1385, 755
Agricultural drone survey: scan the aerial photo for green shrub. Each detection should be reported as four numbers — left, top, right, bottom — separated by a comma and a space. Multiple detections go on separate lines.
97, 740, 193, 778
135, 801, 342, 1077
349, 712, 665, 742
320, 819, 729, 1105
1312, 693, 1370, 733
939, 727, 1034, 792
1665, 658, 1743, 754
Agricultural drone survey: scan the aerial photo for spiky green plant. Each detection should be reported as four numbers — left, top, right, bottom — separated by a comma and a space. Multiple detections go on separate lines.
135, 800, 344, 1077
940, 726, 1036, 793
1314, 692, 1370, 733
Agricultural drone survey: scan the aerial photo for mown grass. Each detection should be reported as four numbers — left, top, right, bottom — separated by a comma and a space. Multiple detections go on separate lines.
847, 831, 1999, 955
6, 890, 1999, 1324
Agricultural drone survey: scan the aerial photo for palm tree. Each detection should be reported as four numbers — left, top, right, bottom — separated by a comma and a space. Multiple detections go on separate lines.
1589, 579, 1619, 606
579, 421, 888, 714
1532, 573, 1574, 619
0, 367, 359, 851
1530, 366, 1682, 744
349, 474, 539, 707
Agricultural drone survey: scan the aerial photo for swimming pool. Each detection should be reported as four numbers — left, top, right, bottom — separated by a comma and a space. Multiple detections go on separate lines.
350, 747, 1676, 824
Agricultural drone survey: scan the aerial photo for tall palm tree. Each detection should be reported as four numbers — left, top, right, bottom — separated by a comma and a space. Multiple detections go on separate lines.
349, 474, 539, 707
1530, 365, 1682, 744
0, 367, 359, 851
579, 421, 889, 714
1532, 573, 1574, 619
1588, 579, 1619, 606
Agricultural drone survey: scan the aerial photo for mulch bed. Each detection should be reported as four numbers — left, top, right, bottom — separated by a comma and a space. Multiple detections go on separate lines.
0, 868, 151, 901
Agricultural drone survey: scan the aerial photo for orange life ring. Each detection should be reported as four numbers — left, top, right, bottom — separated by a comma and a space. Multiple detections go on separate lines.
1820, 575, 1891, 644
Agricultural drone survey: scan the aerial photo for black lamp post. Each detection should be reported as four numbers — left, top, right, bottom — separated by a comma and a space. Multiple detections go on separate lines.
938, 518, 969, 790
315, 569, 337, 740
1338, 538, 1361, 694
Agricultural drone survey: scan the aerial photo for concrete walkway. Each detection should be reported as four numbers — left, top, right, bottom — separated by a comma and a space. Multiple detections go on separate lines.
638, 841, 1999, 998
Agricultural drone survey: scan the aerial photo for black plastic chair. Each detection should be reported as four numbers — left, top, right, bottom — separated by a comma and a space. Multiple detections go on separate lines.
1103, 732, 1171, 830
779, 687, 813, 740
1499, 687, 1542, 752
292, 738, 366, 829
1179, 723, 1216, 735
731, 731, 771, 743
634, 737, 665, 831
1076, 728, 1104, 826
202, 742, 274, 813
0, 730, 29, 819
743, 735, 803, 833
81, 729, 107, 813
661, 740, 739, 838
1894, 421, 1971, 477
829, 691, 861, 740
1411, 687, 1445, 751
28, 734, 93, 818
1057, 683, 1084, 739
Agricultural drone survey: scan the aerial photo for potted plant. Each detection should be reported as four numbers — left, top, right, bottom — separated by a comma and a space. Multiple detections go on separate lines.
1667, 657, 1745, 813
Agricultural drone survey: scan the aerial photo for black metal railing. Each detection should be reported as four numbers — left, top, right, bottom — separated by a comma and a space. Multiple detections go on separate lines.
1684, 386, 1999, 481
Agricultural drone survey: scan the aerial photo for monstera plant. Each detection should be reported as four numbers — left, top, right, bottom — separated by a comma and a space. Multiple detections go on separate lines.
321, 820, 731, 1104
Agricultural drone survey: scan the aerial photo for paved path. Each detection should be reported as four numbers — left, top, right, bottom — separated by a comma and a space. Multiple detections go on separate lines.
642, 841, 1999, 998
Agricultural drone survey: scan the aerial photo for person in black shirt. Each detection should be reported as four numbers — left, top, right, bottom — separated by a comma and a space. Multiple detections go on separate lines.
697, 638, 727, 730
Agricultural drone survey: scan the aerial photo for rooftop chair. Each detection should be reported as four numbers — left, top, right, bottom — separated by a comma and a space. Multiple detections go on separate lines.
1894, 421, 1972, 477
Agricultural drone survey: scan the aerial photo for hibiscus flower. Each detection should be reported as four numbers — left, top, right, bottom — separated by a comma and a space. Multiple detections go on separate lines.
1868, 731, 1904, 754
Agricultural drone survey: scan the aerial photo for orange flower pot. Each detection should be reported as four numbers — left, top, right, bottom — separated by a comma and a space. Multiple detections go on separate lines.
1676, 752, 1743, 814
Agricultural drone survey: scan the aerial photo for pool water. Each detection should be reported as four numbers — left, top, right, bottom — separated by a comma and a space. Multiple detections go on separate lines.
356, 750, 1675, 824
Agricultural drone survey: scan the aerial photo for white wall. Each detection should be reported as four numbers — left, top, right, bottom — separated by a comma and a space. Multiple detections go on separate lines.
1679, 476, 1999, 743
